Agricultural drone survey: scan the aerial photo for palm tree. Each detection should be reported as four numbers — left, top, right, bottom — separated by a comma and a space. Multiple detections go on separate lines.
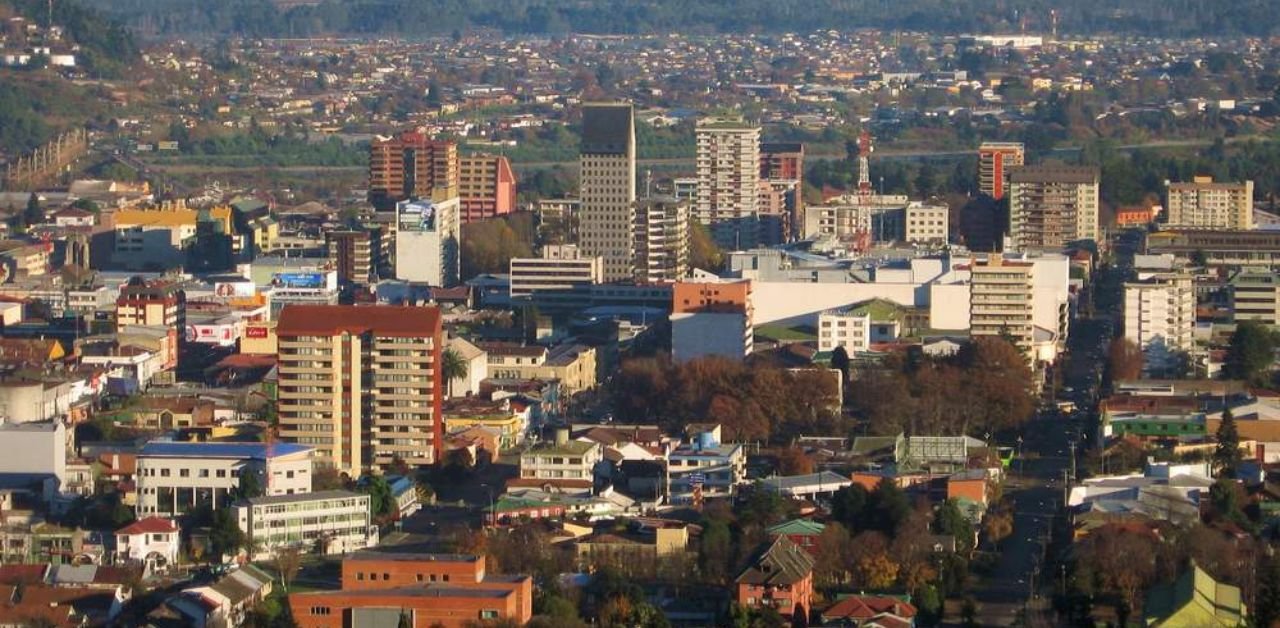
441, 347, 467, 398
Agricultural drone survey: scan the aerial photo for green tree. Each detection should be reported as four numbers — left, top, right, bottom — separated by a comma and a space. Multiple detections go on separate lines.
1225, 321, 1277, 385
688, 221, 723, 272
24, 193, 43, 226
358, 474, 395, 518
441, 347, 467, 398
830, 345, 851, 383
209, 507, 245, 560
235, 469, 264, 500
868, 478, 911, 536
831, 483, 869, 532
1255, 554, 1280, 628
1214, 406, 1241, 478
933, 499, 975, 552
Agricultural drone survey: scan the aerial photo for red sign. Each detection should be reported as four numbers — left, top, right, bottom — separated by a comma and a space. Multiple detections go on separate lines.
246, 326, 269, 339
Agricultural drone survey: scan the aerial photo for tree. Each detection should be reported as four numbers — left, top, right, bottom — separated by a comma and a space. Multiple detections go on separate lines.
1214, 406, 1242, 478
867, 478, 911, 536
688, 221, 723, 272
855, 553, 900, 590
982, 510, 1013, 547
774, 447, 814, 476
1107, 338, 1144, 383
830, 346, 850, 383
1225, 321, 1277, 385
831, 484, 869, 531
358, 474, 395, 518
274, 547, 303, 592
441, 347, 467, 398
24, 193, 42, 226
312, 465, 347, 491
414, 470, 436, 506
1255, 553, 1280, 628
813, 522, 852, 586
698, 518, 733, 584
209, 507, 245, 560
934, 499, 975, 553
235, 469, 264, 500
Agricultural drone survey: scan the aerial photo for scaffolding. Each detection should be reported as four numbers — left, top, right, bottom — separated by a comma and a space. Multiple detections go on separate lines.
2, 128, 88, 191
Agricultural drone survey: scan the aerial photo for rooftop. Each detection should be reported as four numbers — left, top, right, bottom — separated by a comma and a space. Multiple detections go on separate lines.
139, 441, 312, 460
277, 304, 441, 338
241, 489, 366, 507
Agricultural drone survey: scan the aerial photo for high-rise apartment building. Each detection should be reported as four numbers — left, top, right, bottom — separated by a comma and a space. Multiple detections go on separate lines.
275, 305, 443, 475
326, 229, 385, 286
1165, 176, 1254, 230
1124, 272, 1195, 372
458, 154, 517, 223
394, 198, 461, 287
633, 196, 690, 283
969, 255, 1036, 357
696, 118, 761, 249
1008, 166, 1100, 251
978, 142, 1024, 200
579, 103, 637, 282
760, 143, 804, 180
368, 129, 459, 210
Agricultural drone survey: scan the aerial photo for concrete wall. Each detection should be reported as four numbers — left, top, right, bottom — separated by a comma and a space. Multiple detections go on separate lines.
751, 282, 920, 327
672, 312, 750, 362
0, 421, 66, 486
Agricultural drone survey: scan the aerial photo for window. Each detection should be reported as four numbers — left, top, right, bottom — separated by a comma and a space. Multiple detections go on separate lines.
199, 469, 210, 478
160, 469, 170, 477
479, 610, 499, 620
310, 607, 331, 616
357, 573, 364, 581
416, 574, 424, 582
216, 469, 227, 478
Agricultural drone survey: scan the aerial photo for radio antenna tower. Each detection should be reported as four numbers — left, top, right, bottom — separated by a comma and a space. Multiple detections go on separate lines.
857, 130, 873, 203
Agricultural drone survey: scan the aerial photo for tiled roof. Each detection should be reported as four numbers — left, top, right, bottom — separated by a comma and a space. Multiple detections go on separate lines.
117, 516, 178, 535
767, 519, 826, 537
734, 536, 814, 586
277, 304, 441, 338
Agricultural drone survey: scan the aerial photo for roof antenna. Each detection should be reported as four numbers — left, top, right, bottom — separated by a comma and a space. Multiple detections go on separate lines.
645, 169, 652, 199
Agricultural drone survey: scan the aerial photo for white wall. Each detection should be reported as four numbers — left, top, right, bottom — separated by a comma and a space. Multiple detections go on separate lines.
929, 283, 972, 331
751, 282, 920, 326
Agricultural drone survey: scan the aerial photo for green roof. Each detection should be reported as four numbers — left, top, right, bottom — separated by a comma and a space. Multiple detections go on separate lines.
525, 440, 597, 456
846, 298, 907, 322
1144, 562, 1245, 627
489, 496, 561, 513
767, 519, 826, 536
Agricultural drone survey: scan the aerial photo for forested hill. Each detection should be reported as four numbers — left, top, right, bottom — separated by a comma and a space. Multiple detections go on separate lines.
0, 0, 138, 76
90, 0, 1280, 38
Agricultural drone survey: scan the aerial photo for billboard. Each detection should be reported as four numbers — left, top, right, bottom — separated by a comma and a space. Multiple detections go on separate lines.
271, 272, 326, 289
245, 325, 269, 339
397, 200, 437, 232
214, 281, 256, 298
185, 324, 237, 346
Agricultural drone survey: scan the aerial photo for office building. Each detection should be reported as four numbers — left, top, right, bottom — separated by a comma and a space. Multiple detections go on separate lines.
670, 280, 753, 363
903, 203, 949, 244
367, 130, 459, 210
696, 117, 761, 249
1147, 229, 1280, 268
1166, 177, 1254, 230
234, 490, 376, 558
969, 255, 1036, 357
978, 142, 1024, 200
134, 441, 314, 518
579, 103, 637, 282
1124, 272, 1195, 371
275, 305, 444, 475
633, 196, 690, 282
1008, 166, 1100, 251
394, 198, 461, 287
1229, 270, 1280, 326
508, 245, 603, 300
458, 155, 517, 223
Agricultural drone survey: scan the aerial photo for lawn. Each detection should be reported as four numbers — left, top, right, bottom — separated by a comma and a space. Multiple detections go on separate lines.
755, 324, 817, 342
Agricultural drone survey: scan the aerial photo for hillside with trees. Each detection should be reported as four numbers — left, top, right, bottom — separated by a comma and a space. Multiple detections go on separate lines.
92, 0, 1280, 38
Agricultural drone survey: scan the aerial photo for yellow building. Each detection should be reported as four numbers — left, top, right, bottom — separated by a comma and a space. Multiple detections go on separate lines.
112, 202, 237, 269
443, 412, 525, 449
478, 342, 598, 395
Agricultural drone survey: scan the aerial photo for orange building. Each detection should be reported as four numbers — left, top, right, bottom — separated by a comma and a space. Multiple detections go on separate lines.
289, 578, 532, 628
671, 280, 752, 314
1115, 206, 1156, 228
342, 552, 484, 590
735, 536, 815, 619
368, 129, 459, 209
946, 470, 990, 507
291, 552, 533, 628
458, 155, 517, 223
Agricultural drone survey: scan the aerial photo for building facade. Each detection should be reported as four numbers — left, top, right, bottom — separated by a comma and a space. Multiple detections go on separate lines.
394, 198, 461, 287
670, 280, 753, 363
579, 103, 637, 282
134, 442, 313, 518
1229, 270, 1280, 326
633, 197, 690, 282
969, 255, 1036, 357
1124, 272, 1195, 372
116, 278, 185, 333
904, 203, 949, 244
325, 229, 381, 286
696, 118, 761, 249
234, 490, 375, 558
1008, 166, 1100, 251
275, 305, 444, 475
368, 130, 459, 210
977, 142, 1024, 200
1165, 177, 1254, 230
458, 155, 517, 223
508, 245, 603, 300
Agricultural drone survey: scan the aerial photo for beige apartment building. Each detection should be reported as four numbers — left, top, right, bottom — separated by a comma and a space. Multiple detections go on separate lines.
1166, 177, 1254, 230
1008, 166, 1099, 251
969, 255, 1036, 357
977, 142, 1024, 200
634, 196, 690, 282
696, 117, 761, 249
275, 305, 443, 475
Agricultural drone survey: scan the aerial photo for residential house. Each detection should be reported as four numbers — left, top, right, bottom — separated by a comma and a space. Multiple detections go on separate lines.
766, 519, 825, 556
734, 536, 815, 620
819, 594, 919, 627
668, 424, 746, 502
114, 517, 179, 574
1144, 561, 1245, 627
511, 430, 602, 494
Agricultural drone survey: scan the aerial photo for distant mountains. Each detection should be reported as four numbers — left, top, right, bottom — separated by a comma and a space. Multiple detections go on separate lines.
87, 0, 1280, 38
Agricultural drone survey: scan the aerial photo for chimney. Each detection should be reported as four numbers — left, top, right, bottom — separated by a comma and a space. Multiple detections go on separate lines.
554, 428, 569, 446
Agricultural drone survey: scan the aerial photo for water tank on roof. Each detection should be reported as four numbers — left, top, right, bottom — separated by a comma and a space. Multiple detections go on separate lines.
697, 431, 718, 450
